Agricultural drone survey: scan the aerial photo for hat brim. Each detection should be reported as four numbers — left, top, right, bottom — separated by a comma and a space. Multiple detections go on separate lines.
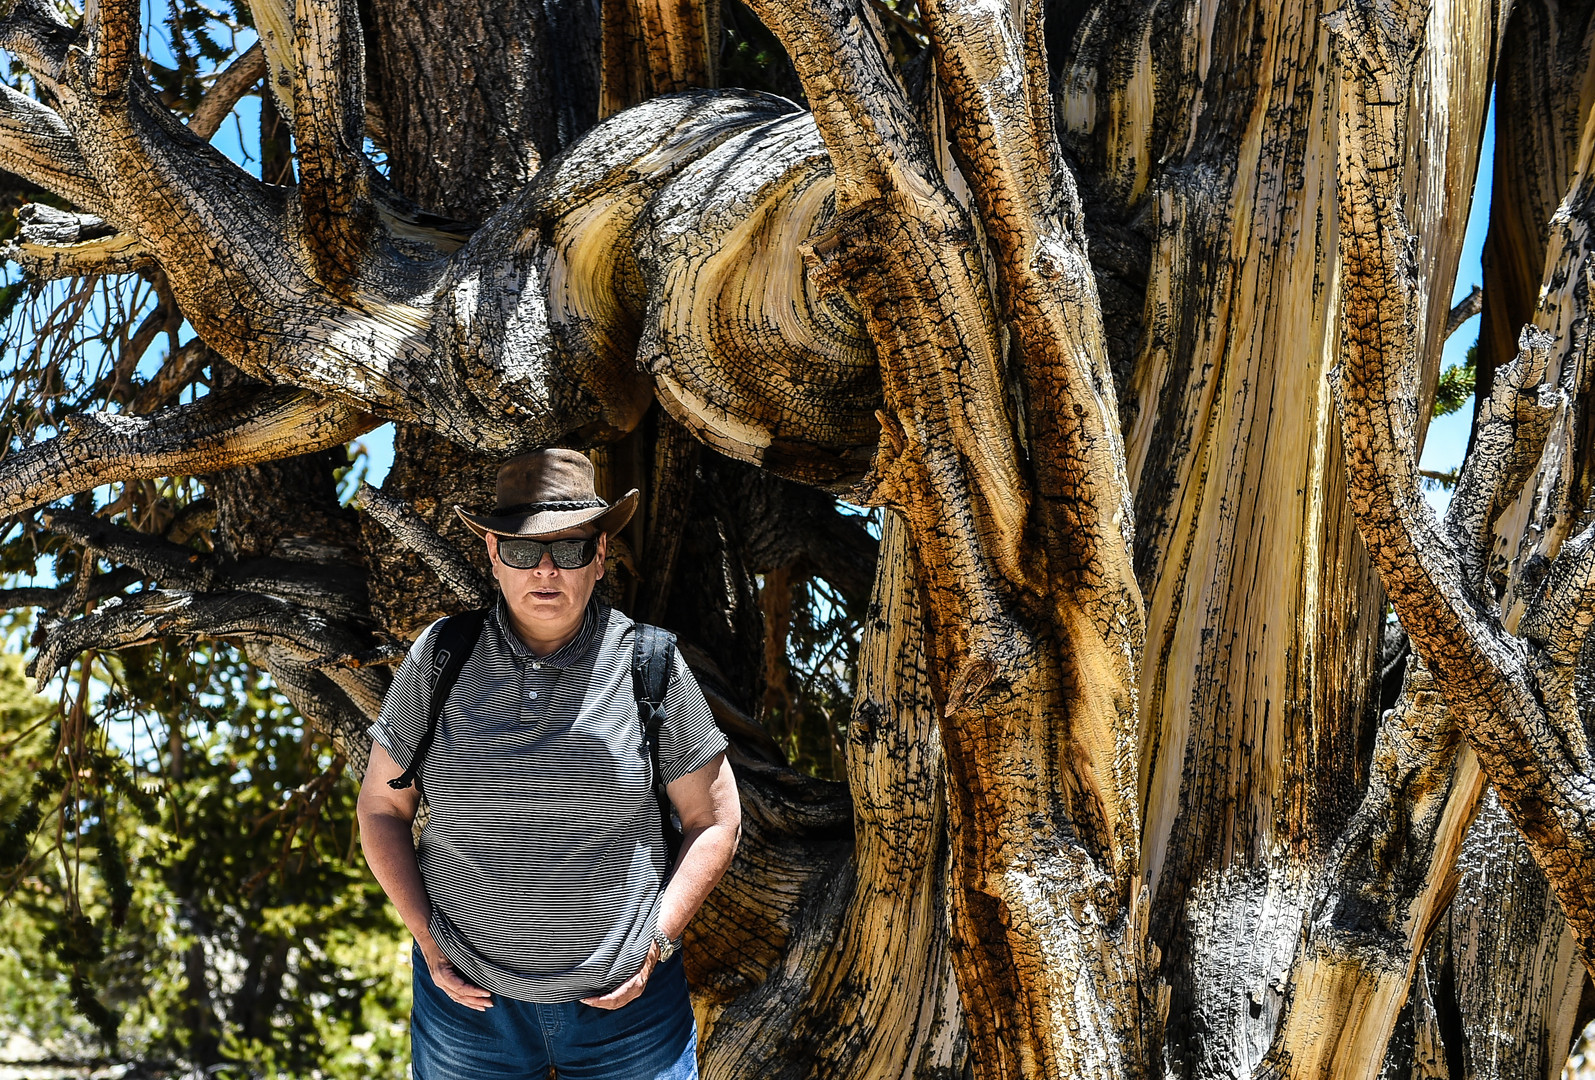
455, 488, 640, 541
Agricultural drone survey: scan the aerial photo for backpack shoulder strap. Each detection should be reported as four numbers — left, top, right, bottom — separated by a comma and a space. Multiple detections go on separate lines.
632, 623, 683, 863
631, 623, 678, 740
387, 607, 490, 791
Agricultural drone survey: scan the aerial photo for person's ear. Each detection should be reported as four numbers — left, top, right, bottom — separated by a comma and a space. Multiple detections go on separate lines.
485, 533, 500, 567
595, 532, 607, 580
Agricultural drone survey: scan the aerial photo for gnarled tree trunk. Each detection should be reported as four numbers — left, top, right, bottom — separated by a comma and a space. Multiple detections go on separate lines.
2, 0, 1593, 1073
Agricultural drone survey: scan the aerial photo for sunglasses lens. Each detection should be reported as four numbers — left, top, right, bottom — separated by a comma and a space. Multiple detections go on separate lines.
497, 538, 596, 569
550, 540, 595, 569
498, 539, 543, 568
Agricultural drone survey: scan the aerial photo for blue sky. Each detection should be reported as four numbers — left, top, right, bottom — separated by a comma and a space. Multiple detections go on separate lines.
1419, 98, 1494, 515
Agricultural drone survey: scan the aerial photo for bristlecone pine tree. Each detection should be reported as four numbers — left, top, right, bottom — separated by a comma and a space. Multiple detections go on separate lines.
1, 0, 1593, 1069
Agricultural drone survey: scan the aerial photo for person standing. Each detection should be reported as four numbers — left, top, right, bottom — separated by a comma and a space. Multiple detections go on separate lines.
358, 448, 740, 1080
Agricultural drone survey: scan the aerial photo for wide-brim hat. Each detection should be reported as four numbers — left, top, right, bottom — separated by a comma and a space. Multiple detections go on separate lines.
455, 448, 639, 540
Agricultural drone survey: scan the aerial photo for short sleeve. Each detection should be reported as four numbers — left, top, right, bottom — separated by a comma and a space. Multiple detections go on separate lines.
655, 648, 729, 784
368, 618, 445, 772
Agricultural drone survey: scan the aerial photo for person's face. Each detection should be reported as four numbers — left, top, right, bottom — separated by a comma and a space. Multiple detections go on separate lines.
486, 526, 607, 631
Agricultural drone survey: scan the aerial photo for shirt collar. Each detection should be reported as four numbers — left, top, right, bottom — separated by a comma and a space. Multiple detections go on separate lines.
493, 594, 602, 668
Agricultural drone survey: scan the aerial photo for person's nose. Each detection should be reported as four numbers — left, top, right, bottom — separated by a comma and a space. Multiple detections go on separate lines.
533, 551, 559, 574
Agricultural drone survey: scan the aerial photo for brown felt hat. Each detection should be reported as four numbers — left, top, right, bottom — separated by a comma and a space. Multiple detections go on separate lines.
455, 449, 639, 540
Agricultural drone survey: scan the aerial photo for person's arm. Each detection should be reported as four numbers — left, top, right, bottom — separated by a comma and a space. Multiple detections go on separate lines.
581, 751, 740, 1008
358, 743, 494, 1011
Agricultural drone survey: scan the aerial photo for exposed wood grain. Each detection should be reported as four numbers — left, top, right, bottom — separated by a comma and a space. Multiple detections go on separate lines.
1, 0, 1587, 1070
1330, 0, 1595, 976
0, 388, 376, 520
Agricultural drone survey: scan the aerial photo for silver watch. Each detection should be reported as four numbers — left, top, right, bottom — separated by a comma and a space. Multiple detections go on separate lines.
652, 928, 682, 964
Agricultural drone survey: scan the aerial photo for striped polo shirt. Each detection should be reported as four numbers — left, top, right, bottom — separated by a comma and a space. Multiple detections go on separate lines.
369, 597, 728, 1003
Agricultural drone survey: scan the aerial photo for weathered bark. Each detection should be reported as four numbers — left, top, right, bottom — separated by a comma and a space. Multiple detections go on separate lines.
187, 44, 268, 141
692, 512, 965, 1078
1050, 0, 1495, 1066
1434, 792, 1589, 1079
5, 0, 1594, 1073
599, 0, 719, 117
0, 388, 375, 520
1321, 1, 1595, 1063
355, 424, 499, 640
357, 480, 493, 609
360, 0, 568, 218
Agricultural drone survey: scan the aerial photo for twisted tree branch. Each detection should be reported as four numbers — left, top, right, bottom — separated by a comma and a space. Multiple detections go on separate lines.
356, 481, 493, 608
1262, 655, 1482, 1079
1446, 283, 1483, 339
244, 0, 297, 120
0, 388, 376, 519
1520, 523, 1595, 766
0, 84, 113, 217
40, 509, 211, 586
127, 339, 212, 415
1328, 0, 1595, 964
2, 0, 884, 480
29, 588, 368, 683
4, 204, 151, 278
0, 0, 77, 91
38, 507, 371, 621
717, 0, 1150, 1073
188, 43, 268, 140
0, 566, 156, 614
919, 0, 1143, 874
1444, 325, 1561, 589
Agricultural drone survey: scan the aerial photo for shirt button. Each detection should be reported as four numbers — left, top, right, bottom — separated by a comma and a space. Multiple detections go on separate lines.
529, 691, 539, 700
532, 662, 542, 669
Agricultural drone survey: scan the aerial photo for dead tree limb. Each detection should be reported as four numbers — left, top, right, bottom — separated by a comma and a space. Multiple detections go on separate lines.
356, 481, 493, 608
188, 43, 269, 140
0, 388, 376, 519
1328, 0, 1595, 966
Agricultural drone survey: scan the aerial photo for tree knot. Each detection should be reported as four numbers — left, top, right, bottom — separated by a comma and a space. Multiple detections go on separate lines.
854, 409, 912, 510
946, 655, 998, 714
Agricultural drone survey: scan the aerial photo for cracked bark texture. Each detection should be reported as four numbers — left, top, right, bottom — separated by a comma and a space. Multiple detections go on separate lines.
1328, 0, 1595, 954
1051, 0, 1501, 1071
1435, 792, 1588, 1080
3, 0, 1594, 1073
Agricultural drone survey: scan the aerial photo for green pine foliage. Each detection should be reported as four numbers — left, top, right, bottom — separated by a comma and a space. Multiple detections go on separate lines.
0, 647, 412, 1078
1433, 339, 1477, 418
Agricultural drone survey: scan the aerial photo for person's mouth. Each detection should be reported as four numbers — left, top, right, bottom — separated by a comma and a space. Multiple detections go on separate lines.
531, 589, 561, 600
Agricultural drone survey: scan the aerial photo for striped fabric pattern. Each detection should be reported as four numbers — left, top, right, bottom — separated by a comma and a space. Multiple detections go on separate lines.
369, 598, 728, 1003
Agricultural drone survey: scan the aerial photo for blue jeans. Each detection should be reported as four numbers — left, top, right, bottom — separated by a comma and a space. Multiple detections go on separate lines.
410, 946, 699, 1080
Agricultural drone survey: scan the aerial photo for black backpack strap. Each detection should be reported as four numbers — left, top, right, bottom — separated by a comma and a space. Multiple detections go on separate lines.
388, 608, 490, 792
632, 623, 682, 861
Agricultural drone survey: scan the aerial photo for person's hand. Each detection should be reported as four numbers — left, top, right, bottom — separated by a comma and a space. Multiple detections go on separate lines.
421, 942, 493, 1012
581, 942, 660, 1010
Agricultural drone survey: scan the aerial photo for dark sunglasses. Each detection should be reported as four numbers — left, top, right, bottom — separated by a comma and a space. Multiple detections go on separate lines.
495, 536, 599, 570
